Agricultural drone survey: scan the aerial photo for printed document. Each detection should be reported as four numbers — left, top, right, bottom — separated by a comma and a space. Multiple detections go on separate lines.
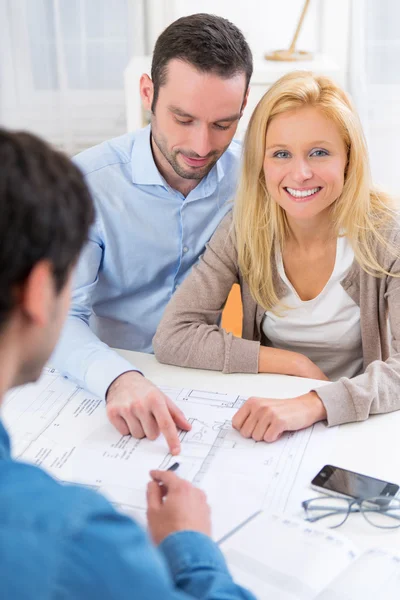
3, 367, 337, 541
221, 513, 400, 599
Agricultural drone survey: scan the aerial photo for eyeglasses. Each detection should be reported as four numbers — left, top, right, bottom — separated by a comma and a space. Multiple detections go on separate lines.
302, 496, 400, 529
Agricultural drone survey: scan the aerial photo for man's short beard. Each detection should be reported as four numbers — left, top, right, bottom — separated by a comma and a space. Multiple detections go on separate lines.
152, 129, 223, 181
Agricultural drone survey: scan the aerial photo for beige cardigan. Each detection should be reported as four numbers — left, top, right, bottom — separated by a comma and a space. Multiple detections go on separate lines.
153, 212, 400, 427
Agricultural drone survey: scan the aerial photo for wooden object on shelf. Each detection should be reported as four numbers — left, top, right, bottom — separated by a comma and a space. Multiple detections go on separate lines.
265, 0, 313, 62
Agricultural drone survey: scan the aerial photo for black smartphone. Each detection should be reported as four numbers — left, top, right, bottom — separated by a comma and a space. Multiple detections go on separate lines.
311, 464, 400, 500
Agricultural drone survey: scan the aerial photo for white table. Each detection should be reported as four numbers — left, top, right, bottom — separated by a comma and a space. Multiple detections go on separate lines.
117, 349, 400, 552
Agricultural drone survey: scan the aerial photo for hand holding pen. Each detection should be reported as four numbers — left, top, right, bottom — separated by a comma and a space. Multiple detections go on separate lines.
146, 462, 211, 544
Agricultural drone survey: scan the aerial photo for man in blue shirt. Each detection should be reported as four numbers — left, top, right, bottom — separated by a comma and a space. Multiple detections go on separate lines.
51, 14, 253, 455
0, 129, 255, 599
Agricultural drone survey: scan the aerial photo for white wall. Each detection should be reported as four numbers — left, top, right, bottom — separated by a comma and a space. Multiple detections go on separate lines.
0, 0, 143, 154
148, 2, 349, 59
126, 0, 351, 134
146, 0, 351, 84
169, 0, 320, 60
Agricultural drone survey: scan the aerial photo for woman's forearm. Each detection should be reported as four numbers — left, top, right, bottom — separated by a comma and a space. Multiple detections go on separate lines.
258, 346, 329, 380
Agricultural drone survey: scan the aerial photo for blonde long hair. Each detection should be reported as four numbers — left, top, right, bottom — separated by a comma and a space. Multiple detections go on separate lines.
234, 71, 398, 310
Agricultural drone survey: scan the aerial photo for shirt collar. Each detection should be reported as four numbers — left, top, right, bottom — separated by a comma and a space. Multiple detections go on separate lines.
131, 124, 227, 189
131, 125, 165, 186
216, 153, 225, 182
0, 420, 11, 460
190, 150, 226, 200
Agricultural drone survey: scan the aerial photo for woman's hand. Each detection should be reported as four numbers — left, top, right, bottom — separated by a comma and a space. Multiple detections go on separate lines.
258, 347, 329, 381
232, 391, 327, 443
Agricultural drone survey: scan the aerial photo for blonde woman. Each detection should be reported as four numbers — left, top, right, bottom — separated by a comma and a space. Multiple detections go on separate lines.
153, 71, 400, 443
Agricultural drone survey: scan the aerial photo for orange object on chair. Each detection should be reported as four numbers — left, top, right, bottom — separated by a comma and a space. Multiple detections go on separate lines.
221, 283, 243, 337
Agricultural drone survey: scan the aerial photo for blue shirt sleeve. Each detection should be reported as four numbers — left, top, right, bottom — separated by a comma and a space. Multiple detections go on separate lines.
160, 531, 255, 599
50, 219, 139, 399
58, 493, 255, 600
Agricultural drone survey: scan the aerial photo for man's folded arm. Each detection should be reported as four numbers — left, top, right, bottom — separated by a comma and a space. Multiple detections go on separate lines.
61, 493, 255, 600
50, 232, 138, 399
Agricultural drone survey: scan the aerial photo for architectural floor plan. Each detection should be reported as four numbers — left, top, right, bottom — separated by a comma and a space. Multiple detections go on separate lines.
2, 368, 336, 540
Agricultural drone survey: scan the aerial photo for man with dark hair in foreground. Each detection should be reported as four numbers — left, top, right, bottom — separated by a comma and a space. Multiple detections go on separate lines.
0, 129, 254, 599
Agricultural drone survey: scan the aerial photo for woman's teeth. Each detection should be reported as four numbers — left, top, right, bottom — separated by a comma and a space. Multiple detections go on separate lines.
285, 187, 321, 198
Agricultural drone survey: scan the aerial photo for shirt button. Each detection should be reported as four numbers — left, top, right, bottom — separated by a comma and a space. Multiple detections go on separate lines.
183, 246, 188, 253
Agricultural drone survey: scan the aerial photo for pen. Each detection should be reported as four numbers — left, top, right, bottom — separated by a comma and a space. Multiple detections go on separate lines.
217, 510, 262, 545
152, 462, 180, 485
167, 461, 180, 472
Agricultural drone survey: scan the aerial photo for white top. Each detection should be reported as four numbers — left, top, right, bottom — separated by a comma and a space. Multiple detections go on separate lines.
262, 237, 363, 381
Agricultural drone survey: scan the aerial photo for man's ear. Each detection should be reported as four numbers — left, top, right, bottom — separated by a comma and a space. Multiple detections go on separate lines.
140, 73, 154, 112
19, 260, 54, 328
240, 88, 250, 118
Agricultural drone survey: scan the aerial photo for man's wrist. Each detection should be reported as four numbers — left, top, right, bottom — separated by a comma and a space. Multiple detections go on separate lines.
159, 531, 227, 578
106, 369, 144, 400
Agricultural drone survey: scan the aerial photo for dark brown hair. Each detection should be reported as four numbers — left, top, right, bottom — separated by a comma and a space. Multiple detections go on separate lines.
151, 13, 253, 111
0, 129, 94, 327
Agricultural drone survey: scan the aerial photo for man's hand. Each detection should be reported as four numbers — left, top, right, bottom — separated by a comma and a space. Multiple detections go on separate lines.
106, 371, 191, 455
232, 391, 327, 443
147, 470, 211, 545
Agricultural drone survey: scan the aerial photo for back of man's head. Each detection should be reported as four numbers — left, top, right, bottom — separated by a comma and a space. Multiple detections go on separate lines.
0, 129, 94, 332
151, 13, 253, 111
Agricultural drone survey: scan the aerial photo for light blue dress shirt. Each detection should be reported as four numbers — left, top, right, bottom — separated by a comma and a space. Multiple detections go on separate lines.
0, 420, 255, 599
51, 126, 241, 398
